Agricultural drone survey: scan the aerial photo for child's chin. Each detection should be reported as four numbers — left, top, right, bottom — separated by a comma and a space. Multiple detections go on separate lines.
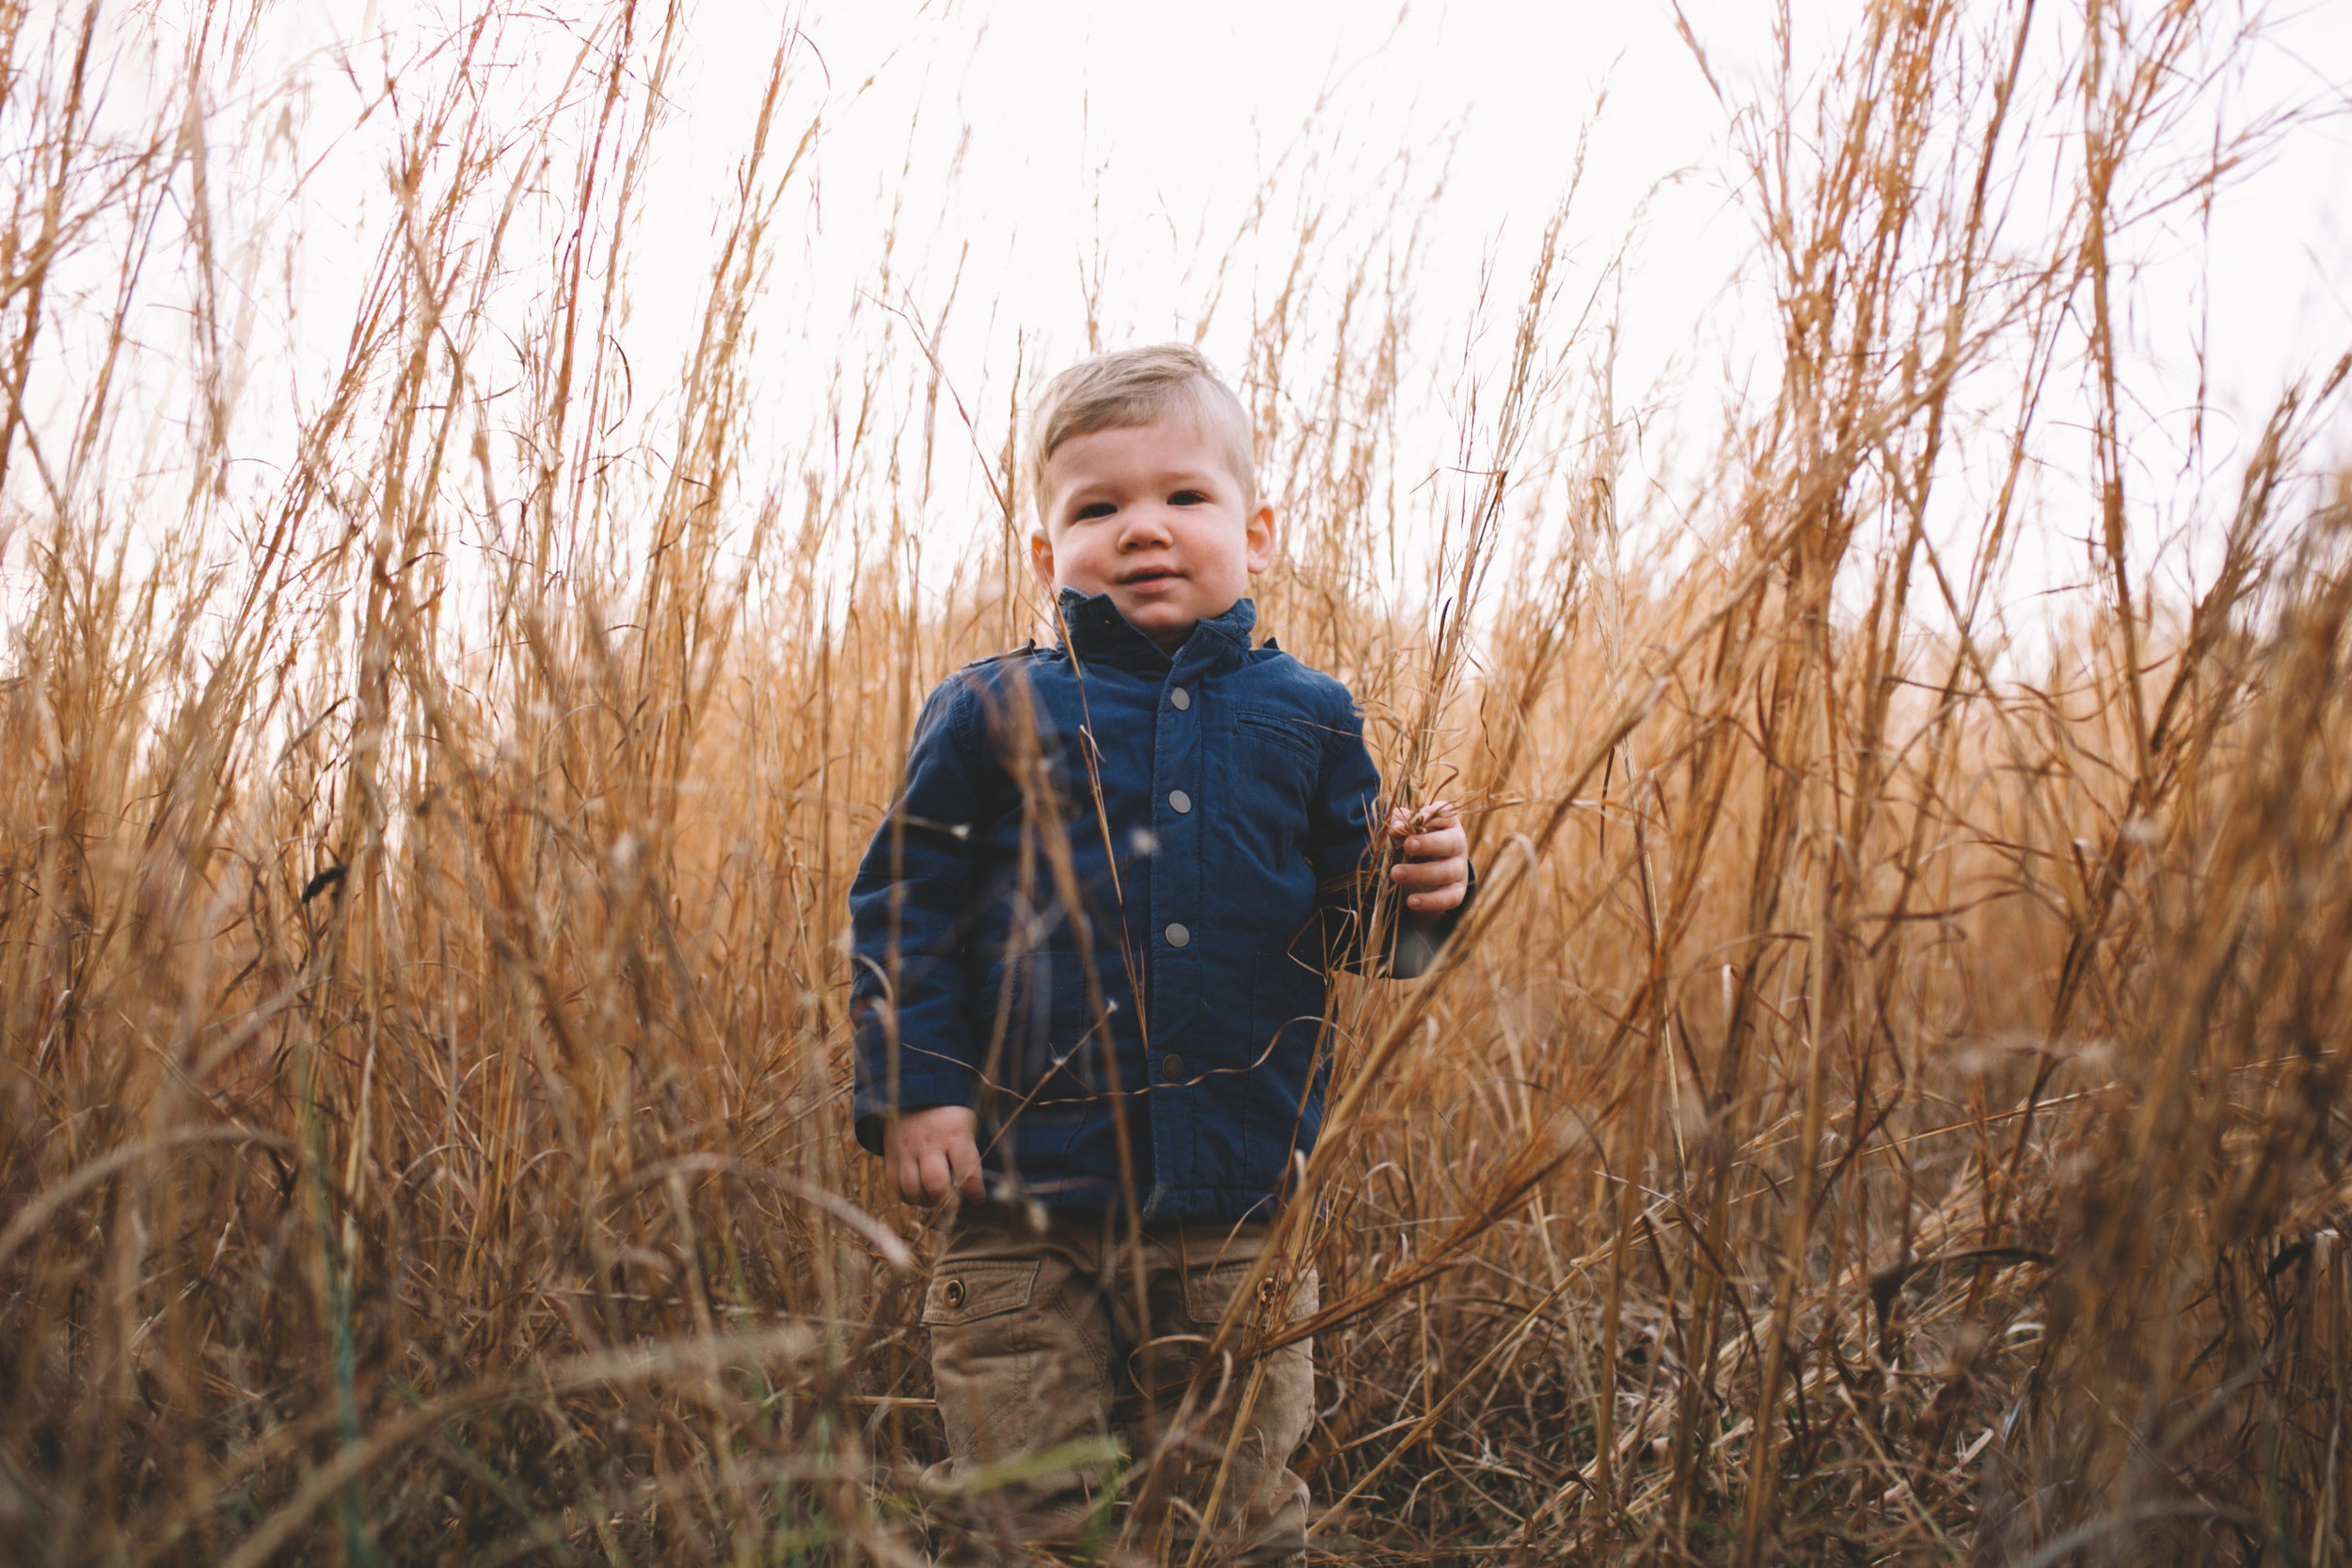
1118, 597, 1194, 629
1114, 600, 1200, 648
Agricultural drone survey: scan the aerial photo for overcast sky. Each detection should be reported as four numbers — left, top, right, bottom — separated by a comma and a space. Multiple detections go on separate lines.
64, 1, 2352, 617
577, 0, 2344, 610
678, 0, 2350, 420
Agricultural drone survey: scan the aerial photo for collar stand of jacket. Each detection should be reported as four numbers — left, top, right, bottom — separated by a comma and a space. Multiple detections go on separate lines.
1053, 587, 1258, 674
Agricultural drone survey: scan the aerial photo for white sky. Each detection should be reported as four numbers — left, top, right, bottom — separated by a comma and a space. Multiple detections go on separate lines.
24, 1, 2352, 629
642, 0, 2348, 620
671, 0, 2351, 421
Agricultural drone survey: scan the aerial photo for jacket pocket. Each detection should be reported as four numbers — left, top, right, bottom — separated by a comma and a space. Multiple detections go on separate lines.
1227, 710, 1322, 852
921, 1258, 1041, 1327
1251, 952, 1329, 1156
1232, 707, 1323, 766
981, 950, 1119, 1097
1250, 951, 1327, 1061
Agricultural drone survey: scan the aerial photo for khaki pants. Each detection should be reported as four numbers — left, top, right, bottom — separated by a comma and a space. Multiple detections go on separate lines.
921, 1203, 1318, 1564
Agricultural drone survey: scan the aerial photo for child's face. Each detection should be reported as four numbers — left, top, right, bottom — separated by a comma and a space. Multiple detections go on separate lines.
1031, 413, 1275, 652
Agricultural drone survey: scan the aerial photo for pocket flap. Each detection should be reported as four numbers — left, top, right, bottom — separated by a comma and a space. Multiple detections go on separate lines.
1233, 708, 1322, 762
921, 1259, 1041, 1326
1184, 1259, 1257, 1324
1185, 1258, 1321, 1325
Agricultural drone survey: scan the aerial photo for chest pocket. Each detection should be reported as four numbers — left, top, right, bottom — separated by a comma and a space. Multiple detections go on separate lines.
1230, 709, 1323, 807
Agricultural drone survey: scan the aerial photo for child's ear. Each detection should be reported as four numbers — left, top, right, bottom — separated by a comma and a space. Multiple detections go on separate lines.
1028, 528, 1057, 590
1245, 503, 1278, 574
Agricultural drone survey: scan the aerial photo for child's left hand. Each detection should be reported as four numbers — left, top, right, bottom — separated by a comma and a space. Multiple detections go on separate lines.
1386, 800, 1470, 915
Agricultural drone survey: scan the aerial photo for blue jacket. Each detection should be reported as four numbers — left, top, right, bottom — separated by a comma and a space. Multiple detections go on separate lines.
849, 590, 1454, 1221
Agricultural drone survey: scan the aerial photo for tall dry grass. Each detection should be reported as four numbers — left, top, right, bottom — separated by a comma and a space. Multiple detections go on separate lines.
2, 2, 2348, 1563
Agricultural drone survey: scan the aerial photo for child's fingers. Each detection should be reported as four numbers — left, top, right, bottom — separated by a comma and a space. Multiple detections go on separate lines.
949, 1135, 986, 1202
1389, 800, 1460, 836
895, 1155, 927, 1206
1390, 800, 1465, 858
1391, 854, 1468, 888
1398, 825, 1469, 861
1391, 853, 1468, 911
917, 1148, 951, 1206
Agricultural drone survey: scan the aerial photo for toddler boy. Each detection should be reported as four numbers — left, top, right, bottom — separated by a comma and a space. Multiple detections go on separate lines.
850, 344, 1470, 1561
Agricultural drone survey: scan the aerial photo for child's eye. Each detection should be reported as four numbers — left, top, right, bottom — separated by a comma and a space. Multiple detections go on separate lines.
1168, 490, 1206, 506
1073, 501, 1117, 521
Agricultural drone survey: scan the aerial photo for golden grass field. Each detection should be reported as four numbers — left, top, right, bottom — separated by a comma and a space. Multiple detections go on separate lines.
4, 2, 2350, 1563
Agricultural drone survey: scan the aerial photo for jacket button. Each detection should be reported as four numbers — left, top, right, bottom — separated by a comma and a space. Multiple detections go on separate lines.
943, 1278, 966, 1310
1162, 1053, 1186, 1079
1168, 789, 1192, 814
1165, 923, 1190, 947
1169, 687, 1191, 710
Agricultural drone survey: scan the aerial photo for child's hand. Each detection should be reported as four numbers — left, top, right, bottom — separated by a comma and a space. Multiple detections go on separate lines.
1387, 800, 1470, 916
883, 1105, 986, 1207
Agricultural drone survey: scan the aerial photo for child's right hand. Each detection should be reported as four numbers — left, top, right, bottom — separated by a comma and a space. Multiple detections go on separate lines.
883, 1104, 986, 1207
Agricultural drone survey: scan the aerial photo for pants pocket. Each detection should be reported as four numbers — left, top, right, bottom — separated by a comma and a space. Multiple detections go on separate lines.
921, 1258, 1041, 1328
925, 1247, 1113, 1539
1163, 1244, 1319, 1557
1182, 1245, 1320, 1331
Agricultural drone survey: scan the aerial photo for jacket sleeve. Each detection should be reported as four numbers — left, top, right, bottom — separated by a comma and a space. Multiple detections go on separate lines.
849, 673, 991, 1154
1306, 696, 1471, 979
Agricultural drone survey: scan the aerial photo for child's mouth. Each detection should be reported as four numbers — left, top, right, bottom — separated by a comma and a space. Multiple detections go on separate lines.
1120, 568, 1183, 591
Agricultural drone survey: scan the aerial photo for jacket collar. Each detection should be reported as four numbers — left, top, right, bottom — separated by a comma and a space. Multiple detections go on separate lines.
1054, 588, 1256, 675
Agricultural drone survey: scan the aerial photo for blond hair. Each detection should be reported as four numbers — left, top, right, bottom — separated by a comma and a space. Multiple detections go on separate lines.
1028, 343, 1258, 522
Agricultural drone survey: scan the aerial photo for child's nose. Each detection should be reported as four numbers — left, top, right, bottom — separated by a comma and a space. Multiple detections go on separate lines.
1120, 506, 1175, 547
